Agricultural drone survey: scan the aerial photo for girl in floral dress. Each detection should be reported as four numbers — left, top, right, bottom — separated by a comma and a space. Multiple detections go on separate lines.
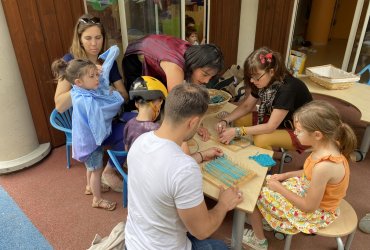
243, 100, 357, 250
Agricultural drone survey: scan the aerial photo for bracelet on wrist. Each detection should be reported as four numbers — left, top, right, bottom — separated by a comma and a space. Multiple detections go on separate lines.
235, 127, 241, 138
240, 126, 247, 136
198, 151, 204, 163
221, 119, 229, 126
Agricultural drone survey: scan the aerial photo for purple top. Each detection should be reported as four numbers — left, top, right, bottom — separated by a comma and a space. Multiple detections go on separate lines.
124, 34, 191, 86
123, 118, 160, 151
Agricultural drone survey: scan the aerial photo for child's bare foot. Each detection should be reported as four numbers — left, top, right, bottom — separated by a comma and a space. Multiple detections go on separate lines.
92, 199, 116, 211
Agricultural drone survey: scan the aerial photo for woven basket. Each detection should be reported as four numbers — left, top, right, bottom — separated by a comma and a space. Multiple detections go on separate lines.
207, 89, 232, 114
306, 64, 360, 90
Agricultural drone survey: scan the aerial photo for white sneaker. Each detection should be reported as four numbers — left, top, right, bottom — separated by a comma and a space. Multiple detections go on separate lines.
243, 229, 268, 250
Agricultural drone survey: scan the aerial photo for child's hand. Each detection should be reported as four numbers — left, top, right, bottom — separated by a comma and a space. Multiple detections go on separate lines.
96, 65, 103, 75
197, 126, 210, 141
270, 173, 286, 182
266, 178, 283, 192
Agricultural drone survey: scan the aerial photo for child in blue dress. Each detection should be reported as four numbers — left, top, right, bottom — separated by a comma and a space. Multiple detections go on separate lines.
52, 46, 123, 211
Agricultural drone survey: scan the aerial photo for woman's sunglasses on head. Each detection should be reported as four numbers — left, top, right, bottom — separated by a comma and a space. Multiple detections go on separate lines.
79, 17, 100, 24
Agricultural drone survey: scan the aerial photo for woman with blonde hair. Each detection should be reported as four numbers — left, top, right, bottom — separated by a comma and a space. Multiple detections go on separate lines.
54, 14, 133, 192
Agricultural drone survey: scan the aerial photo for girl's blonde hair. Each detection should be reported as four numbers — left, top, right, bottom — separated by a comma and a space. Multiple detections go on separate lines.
70, 14, 106, 59
293, 100, 357, 159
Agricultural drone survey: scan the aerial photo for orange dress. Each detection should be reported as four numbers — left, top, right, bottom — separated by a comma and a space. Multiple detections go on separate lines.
257, 154, 349, 234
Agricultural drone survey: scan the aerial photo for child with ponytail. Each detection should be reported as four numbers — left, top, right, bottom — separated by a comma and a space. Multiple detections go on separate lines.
243, 100, 357, 250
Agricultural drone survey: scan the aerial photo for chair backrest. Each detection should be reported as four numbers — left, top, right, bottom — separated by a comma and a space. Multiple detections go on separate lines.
49, 108, 73, 136
357, 64, 370, 85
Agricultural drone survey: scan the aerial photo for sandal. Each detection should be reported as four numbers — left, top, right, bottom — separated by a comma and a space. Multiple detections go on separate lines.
92, 199, 117, 211
84, 184, 110, 195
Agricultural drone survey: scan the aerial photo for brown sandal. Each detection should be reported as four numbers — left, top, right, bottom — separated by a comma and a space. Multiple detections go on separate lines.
92, 199, 116, 211
84, 184, 110, 195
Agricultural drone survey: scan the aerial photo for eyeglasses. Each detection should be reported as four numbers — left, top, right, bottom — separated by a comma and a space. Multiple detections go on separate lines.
79, 17, 100, 24
250, 72, 266, 81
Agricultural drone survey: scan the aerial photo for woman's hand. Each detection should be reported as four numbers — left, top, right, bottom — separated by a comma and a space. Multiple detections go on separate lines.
197, 126, 210, 141
200, 147, 223, 161
218, 127, 236, 144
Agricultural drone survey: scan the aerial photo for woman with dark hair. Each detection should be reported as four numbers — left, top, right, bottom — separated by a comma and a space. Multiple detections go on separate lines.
122, 34, 223, 93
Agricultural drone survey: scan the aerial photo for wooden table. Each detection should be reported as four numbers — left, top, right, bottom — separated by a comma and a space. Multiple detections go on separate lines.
300, 76, 370, 161
193, 103, 272, 250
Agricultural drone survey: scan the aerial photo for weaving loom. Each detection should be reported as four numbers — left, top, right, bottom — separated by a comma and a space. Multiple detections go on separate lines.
201, 155, 256, 188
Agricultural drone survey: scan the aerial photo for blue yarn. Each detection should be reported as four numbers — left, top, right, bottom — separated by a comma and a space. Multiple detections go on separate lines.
249, 153, 276, 167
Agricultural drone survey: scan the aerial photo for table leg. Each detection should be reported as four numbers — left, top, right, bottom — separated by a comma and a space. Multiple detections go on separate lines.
231, 209, 245, 250
357, 125, 370, 161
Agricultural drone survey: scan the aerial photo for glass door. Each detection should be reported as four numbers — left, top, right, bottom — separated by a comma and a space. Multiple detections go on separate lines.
345, 0, 370, 81
85, 0, 209, 65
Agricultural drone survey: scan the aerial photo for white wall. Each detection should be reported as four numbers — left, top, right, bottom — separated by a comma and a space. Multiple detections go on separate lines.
0, 1, 50, 173
237, 0, 259, 66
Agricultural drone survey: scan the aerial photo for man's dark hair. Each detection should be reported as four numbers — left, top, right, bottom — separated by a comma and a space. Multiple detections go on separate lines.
164, 83, 209, 124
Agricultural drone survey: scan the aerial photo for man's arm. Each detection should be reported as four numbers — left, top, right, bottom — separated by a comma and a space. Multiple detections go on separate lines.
177, 186, 242, 240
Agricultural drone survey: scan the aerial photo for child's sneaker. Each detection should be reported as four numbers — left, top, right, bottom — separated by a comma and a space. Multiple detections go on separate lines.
242, 229, 268, 250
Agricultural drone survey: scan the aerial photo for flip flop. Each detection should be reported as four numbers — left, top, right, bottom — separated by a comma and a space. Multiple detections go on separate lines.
92, 199, 116, 211
84, 184, 110, 195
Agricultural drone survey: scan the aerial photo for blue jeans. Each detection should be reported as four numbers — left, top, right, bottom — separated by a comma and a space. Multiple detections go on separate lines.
188, 233, 229, 250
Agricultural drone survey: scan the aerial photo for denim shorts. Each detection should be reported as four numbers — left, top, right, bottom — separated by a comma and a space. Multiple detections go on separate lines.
84, 147, 103, 171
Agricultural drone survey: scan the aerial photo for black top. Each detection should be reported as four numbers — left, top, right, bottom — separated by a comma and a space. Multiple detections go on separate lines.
251, 75, 312, 129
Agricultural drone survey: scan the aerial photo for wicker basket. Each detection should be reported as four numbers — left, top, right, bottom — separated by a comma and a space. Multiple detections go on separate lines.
207, 89, 232, 114
306, 64, 360, 90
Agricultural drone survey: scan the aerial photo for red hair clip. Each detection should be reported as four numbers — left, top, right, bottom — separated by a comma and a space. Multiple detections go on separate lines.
259, 53, 273, 64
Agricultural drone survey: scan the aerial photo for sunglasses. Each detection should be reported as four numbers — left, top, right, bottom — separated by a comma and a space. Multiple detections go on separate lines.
79, 17, 100, 24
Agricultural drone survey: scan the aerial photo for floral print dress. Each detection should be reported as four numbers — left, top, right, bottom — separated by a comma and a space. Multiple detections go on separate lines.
257, 154, 349, 235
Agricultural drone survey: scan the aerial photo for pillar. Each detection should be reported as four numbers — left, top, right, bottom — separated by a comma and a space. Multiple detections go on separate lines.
306, 0, 336, 45
0, 2, 50, 174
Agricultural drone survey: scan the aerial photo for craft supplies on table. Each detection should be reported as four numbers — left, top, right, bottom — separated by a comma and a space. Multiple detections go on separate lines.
201, 155, 256, 188
249, 153, 276, 167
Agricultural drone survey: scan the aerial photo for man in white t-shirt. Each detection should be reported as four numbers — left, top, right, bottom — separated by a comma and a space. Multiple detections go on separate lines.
125, 83, 243, 250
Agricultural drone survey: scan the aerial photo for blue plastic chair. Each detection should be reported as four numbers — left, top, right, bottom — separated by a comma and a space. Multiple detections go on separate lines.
107, 150, 128, 208
357, 64, 370, 85
49, 108, 73, 168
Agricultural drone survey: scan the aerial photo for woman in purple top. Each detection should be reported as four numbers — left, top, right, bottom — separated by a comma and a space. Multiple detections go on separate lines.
122, 34, 224, 110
